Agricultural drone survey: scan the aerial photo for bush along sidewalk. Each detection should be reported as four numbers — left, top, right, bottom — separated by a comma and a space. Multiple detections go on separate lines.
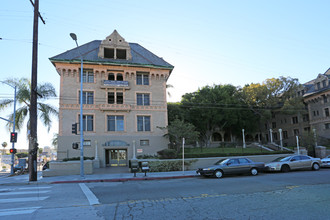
148, 160, 198, 172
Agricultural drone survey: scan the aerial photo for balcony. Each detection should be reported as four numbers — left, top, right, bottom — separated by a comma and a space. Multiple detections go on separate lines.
101, 80, 130, 89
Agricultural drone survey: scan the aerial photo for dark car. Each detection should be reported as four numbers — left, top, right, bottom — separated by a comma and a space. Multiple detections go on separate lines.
196, 157, 265, 178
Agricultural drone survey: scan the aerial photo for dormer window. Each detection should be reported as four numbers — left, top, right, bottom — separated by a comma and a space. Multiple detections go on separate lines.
317, 82, 321, 90
104, 48, 114, 59
98, 30, 132, 60
322, 80, 326, 88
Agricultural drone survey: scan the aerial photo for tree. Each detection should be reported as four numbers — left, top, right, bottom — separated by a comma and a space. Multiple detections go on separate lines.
240, 76, 305, 128
159, 118, 199, 154
181, 84, 255, 146
0, 78, 58, 135
51, 133, 58, 150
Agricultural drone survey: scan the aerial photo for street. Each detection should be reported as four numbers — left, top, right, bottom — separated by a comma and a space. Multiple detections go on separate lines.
0, 169, 329, 220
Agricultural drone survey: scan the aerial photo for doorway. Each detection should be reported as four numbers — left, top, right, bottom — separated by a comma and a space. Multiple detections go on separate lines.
105, 149, 127, 167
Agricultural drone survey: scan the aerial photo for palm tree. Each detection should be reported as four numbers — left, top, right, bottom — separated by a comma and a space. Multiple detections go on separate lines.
166, 84, 174, 98
0, 78, 58, 135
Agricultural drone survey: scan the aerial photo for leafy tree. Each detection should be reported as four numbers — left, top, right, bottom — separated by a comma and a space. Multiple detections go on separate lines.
240, 76, 305, 128
159, 118, 199, 154
181, 84, 255, 146
0, 78, 58, 135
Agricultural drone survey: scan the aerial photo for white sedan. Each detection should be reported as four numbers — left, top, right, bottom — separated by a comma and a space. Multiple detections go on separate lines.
321, 155, 330, 168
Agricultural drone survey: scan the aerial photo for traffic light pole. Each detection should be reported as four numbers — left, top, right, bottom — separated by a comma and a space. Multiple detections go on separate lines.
10, 86, 16, 175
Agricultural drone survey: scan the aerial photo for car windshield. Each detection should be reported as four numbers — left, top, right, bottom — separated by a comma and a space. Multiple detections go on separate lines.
214, 159, 229, 165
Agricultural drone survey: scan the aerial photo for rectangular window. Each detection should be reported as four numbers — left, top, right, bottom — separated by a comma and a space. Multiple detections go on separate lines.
80, 115, 93, 131
79, 91, 94, 104
116, 49, 127, 59
108, 92, 115, 104
273, 133, 278, 141
325, 123, 330, 130
107, 116, 124, 131
325, 108, 330, 117
303, 114, 309, 122
292, 116, 298, 124
107, 92, 123, 104
80, 70, 94, 83
283, 131, 288, 139
117, 92, 123, 104
137, 94, 150, 106
140, 140, 150, 146
322, 80, 326, 88
304, 127, 311, 132
136, 73, 149, 85
317, 82, 321, 90
272, 122, 276, 129
323, 95, 328, 103
104, 48, 114, 59
137, 116, 151, 132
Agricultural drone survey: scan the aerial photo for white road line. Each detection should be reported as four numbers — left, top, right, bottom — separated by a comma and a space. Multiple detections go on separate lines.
79, 183, 100, 205
0, 190, 50, 196
0, 207, 41, 216
0, 196, 49, 203
18, 187, 52, 190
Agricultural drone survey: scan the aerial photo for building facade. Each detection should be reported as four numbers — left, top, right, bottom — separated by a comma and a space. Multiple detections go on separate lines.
50, 31, 174, 167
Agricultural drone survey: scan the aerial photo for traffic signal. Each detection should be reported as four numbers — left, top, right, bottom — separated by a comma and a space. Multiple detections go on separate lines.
72, 123, 78, 134
72, 142, 79, 149
10, 132, 17, 143
9, 148, 17, 154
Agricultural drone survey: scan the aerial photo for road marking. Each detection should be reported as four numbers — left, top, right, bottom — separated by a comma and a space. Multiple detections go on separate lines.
0, 207, 41, 216
0, 196, 49, 203
286, 185, 300, 190
79, 183, 100, 205
0, 190, 50, 196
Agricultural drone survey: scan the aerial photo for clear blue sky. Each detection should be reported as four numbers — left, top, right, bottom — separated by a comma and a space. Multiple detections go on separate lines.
1, 0, 329, 149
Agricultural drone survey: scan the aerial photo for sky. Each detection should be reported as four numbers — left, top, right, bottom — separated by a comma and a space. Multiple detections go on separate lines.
0, 0, 329, 150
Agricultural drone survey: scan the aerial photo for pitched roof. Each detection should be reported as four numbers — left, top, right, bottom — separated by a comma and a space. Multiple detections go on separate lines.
49, 40, 174, 70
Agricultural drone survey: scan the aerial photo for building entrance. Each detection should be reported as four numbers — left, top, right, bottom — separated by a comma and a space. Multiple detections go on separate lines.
105, 149, 127, 167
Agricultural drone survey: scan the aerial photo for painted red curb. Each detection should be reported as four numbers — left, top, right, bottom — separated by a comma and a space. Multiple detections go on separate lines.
51, 175, 198, 184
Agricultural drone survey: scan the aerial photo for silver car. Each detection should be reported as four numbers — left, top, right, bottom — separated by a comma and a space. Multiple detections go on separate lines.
265, 155, 321, 172
321, 155, 330, 168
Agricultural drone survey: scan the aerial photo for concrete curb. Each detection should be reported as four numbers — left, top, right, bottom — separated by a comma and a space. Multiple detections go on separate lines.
51, 174, 198, 184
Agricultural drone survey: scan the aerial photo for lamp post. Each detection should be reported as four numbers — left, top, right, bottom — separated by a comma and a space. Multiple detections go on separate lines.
0, 81, 17, 175
70, 33, 84, 178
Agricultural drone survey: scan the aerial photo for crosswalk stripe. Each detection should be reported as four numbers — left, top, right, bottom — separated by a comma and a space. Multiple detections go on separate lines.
79, 183, 100, 205
0, 190, 50, 196
0, 207, 41, 216
0, 196, 49, 203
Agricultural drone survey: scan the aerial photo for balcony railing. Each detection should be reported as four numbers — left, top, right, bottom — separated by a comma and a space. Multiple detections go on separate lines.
103, 80, 129, 87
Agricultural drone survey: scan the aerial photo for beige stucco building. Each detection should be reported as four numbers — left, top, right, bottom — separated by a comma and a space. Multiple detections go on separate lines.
50, 30, 174, 167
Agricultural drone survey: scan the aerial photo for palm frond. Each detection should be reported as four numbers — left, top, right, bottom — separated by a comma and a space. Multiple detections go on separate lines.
38, 103, 59, 132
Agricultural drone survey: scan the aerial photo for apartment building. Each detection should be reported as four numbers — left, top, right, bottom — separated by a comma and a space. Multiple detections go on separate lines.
49, 30, 174, 167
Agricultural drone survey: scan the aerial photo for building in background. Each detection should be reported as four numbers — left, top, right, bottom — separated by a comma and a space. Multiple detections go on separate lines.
50, 30, 174, 167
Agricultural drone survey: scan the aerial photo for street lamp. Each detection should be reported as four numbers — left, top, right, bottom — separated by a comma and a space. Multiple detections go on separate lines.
0, 81, 17, 175
70, 33, 84, 178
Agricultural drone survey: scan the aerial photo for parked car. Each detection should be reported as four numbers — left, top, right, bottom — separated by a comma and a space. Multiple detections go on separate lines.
196, 158, 265, 178
265, 155, 321, 172
321, 155, 330, 168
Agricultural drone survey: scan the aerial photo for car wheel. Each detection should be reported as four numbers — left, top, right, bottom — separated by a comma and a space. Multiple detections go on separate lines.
250, 168, 258, 176
214, 170, 223, 178
312, 163, 320, 171
281, 165, 290, 172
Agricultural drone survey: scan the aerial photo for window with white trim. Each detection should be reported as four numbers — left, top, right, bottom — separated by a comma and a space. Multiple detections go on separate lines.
79, 91, 94, 104
80, 69, 94, 83
137, 116, 150, 132
79, 115, 94, 131
136, 73, 149, 85
107, 115, 124, 131
137, 93, 150, 106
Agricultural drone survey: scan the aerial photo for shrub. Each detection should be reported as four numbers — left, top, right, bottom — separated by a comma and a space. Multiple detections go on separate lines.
148, 160, 196, 172
63, 157, 94, 162
177, 151, 293, 158
137, 154, 158, 159
157, 149, 177, 159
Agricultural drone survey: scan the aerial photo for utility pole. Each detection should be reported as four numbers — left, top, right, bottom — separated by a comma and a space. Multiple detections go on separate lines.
29, 0, 45, 182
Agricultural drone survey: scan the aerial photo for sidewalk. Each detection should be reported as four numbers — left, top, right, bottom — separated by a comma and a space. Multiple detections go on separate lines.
0, 170, 198, 185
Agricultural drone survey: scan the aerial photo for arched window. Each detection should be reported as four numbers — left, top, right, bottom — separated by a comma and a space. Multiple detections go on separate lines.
108, 73, 115, 80
117, 73, 123, 81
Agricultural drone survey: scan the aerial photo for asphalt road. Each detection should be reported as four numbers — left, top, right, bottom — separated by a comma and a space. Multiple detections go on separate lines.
1, 169, 330, 220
